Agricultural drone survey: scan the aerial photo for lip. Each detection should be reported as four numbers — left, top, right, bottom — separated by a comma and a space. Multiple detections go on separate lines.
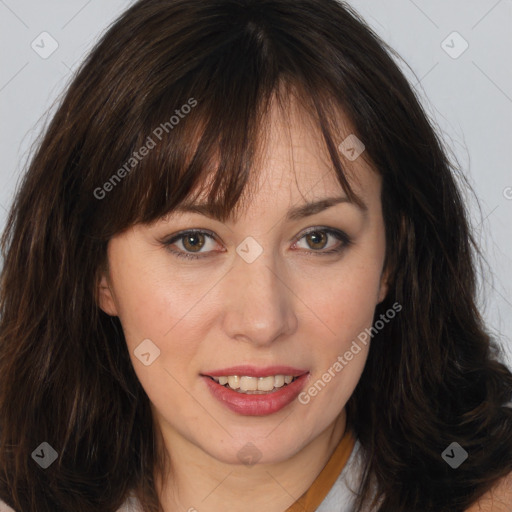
202, 372, 310, 416
201, 365, 309, 378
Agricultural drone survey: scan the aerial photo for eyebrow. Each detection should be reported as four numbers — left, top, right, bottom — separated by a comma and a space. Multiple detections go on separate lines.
174, 195, 367, 222
285, 196, 367, 221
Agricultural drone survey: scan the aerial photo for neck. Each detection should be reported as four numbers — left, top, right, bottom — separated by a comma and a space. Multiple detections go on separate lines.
153, 410, 347, 512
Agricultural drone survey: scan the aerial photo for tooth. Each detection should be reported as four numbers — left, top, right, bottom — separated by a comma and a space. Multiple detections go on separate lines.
217, 375, 297, 392
274, 375, 285, 388
257, 376, 275, 391
240, 376, 258, 391
228, 376, 240, 389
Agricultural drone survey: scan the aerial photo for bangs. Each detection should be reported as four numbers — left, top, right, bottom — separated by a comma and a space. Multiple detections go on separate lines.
90, 80, 362, 240
86, 3, 367, 240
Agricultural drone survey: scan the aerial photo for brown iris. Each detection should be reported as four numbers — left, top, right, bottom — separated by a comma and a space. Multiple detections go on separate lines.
182, 232, 206, 253
305, 231, 328, 250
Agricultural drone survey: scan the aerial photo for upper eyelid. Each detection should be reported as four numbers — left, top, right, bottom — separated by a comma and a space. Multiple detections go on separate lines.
165, 226, 340, 241
165, 228, 218, 245
164, 226, 348, 252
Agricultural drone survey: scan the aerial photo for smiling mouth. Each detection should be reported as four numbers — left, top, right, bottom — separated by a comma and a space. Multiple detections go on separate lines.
205, 375, 300, 394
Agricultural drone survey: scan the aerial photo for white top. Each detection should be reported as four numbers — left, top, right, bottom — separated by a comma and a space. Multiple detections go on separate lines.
317, 437, 380, 512
0, 437, 378, 512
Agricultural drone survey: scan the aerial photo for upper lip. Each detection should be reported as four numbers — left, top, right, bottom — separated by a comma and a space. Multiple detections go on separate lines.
201, 365, 309, 378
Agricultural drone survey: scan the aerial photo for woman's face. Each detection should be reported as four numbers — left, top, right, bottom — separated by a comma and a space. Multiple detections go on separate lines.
98, 97, 388, 466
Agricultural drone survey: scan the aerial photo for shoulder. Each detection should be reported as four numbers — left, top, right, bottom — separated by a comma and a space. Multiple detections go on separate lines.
0, 499, 15, 512
465, 471, 512, 512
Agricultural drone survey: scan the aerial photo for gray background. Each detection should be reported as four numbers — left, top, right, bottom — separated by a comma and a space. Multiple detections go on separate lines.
1, 0, 511, 367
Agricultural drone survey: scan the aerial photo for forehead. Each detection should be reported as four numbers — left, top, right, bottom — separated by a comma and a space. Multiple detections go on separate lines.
257, 97, 343, 194
200, 97, 375, 215
158, 93, 380, 227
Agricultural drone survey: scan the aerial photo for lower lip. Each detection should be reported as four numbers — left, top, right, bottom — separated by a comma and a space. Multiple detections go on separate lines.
202, 373, 310, 416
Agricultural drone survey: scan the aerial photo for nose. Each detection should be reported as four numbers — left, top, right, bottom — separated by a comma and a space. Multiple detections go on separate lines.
221, 244, 298, 347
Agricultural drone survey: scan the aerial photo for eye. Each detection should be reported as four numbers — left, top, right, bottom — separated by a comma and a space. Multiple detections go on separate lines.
292, 227, 352, 255
163, 229, 221, 260
162, 227, 352, 260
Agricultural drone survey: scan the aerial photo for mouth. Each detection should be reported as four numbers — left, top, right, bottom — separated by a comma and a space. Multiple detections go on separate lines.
200, 366, 310, 416
204, 374, 301, 394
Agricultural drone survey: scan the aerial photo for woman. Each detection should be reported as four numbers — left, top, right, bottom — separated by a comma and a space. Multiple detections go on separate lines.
0, 0, 511, 511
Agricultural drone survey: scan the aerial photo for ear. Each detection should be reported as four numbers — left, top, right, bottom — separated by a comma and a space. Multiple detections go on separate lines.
97, 269, 119, 316
377, 266, 389, 304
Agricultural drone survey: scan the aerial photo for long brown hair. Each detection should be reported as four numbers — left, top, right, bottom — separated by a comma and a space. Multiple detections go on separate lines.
1, 1, 511, 511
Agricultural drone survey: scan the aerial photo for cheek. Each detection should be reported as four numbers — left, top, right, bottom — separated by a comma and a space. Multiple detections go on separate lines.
303, 275, 376, 397
295, 261, 379, 429
111, 271, 171, 343
108, 248, 211, 382
297, 231, 385, 398
305, 253, 385, 341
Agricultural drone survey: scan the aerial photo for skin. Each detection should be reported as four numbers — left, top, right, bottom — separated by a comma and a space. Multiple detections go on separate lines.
466, 473, 512, 511
97, 95, 389, 512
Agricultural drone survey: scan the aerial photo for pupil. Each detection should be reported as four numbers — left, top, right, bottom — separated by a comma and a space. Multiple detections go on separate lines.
184, 233, 204, 252
308, 231, 326, 249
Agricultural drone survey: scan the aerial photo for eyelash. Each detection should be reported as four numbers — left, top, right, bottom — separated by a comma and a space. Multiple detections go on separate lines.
162, 227, 352, 260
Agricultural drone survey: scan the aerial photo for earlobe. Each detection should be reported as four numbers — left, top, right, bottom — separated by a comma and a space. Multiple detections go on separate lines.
377, 268, 389, 304
97, 272, 119, 316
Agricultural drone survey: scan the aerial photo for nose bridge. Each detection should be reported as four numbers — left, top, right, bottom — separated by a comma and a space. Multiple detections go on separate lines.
221, 239, 297, 346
